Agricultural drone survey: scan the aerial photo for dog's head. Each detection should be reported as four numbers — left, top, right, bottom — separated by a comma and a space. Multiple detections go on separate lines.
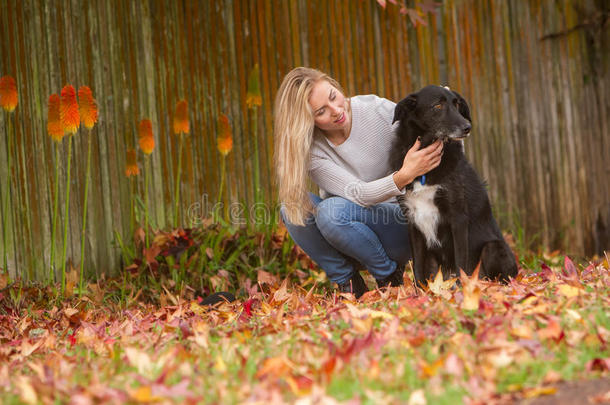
393, 85, 472, 146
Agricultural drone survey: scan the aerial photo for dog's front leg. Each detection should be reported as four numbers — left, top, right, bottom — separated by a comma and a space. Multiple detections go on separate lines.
409, 225, 428, 288
451, 215, 469, 276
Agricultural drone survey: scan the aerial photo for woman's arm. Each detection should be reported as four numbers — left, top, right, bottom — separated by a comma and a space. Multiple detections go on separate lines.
393, 138, 444, 189
309, 157, 404, 207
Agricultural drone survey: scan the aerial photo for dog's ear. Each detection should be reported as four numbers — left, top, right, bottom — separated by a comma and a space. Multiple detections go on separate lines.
392, 94, 417, 124
452, 90, 471, 121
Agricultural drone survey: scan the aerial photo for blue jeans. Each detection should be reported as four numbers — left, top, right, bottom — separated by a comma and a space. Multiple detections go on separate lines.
280, 193, 412, 285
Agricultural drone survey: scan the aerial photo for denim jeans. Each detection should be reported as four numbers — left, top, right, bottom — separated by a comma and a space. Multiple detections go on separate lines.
280, 193, 412, 285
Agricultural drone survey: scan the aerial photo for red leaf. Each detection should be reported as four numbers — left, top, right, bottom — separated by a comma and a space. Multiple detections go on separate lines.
179, 320, 193, 339
562, 256, 579, 281
586, 358, 610, 372
539, 263, 556, 281
243, 298, 255, 317
68, 333, 76, 347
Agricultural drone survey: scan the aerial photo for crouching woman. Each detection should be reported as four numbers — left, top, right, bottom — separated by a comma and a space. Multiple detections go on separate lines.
273, 67, 443, 298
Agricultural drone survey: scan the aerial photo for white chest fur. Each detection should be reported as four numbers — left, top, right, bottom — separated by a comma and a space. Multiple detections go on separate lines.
402, 183, 442, 248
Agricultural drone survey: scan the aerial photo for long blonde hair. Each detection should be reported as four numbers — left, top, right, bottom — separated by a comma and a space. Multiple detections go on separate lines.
274, 67, 347, 226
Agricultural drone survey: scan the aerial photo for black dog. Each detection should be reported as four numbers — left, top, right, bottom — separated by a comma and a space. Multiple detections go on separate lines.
391, 85, 517, 287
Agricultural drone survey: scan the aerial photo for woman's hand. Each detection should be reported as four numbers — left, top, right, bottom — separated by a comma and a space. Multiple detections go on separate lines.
393, 139, 444, 189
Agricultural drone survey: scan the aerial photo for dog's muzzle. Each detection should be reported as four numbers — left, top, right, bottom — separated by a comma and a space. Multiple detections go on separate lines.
438, 123, 471, 142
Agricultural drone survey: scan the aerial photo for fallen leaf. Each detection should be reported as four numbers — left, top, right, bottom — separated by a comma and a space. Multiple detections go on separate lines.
408, 389, 427, 405
538, 318, 562, 341
556, 283, 581, 298
460, 267, 481, 311
428, 269, 456, 299
130, 385, 162, 403
258, 269, 279, 285
522, 386, 558, 398
124, 347, 155, 378
272, 278, 291, 303
255, 357, 292, 380
15, 376, 38, 405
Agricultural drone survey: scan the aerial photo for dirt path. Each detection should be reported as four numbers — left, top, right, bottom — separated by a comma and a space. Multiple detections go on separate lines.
521, 378, 610, 404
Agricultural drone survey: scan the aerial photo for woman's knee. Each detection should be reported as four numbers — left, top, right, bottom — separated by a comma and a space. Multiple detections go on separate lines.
280, 193, 323, 227
315, 197, 353, 232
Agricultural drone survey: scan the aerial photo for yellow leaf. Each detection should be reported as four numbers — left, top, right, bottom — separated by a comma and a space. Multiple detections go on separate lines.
255, 357, 292, 379
15, 376, 38, 405
130, 385, 162, 403
352, 316, 373, 334
522, 386, 557, 398
273, 278, 291, 303
565, 309, 582, 322
486, 348, 514, 368
214, 355, 227, 372
460, 268, 481, 310
461, 286, 480, 311
124, 347, 154, 378
511, 324, 534, 340
190, 301, 206, 316
368, 309, 395, 320
420, 356, 444, 378
428, 269, 456, 299
408, 389, 427, 405
557, 283, 581, 298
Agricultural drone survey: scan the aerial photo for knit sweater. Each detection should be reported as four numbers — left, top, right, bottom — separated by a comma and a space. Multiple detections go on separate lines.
309, 94, 405, 206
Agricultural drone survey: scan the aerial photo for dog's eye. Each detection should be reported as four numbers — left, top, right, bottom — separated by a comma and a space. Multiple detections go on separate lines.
433, 103, 443, 110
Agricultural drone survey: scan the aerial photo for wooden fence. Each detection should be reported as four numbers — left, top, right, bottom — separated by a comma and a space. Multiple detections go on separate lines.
0, 0, 608, 281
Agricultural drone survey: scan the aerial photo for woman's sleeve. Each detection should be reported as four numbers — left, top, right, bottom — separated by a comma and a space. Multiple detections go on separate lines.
309, 157, 405, 207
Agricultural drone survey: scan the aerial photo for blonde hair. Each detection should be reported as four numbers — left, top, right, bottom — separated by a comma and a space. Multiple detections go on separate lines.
274, 67, 347, 226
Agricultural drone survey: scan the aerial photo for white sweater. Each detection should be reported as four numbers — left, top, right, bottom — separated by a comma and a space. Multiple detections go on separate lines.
309, 95, 405, 206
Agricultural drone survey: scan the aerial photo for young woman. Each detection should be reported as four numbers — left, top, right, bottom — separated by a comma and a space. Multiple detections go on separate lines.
274, 67, 443, 298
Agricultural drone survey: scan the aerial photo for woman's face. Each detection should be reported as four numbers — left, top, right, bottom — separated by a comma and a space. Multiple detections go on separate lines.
308, 80, 350, 133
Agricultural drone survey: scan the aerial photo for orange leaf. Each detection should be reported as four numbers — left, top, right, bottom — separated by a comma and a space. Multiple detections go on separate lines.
138, 119, 155, 155
60, 85, 80, 134
255, 356, 292, 380
47, 94, 64, 142
0, 75, 18, 112
125, 148, 139, 177
217, 113, 233, 156
522, 386, 557, 398
460, 266, 481, 311
173, 100, 189, 135
78, 86, 98, 130
538, 318, 562, 341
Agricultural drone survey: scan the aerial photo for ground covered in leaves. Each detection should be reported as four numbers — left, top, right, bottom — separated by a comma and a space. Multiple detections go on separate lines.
1, 251, 609, 404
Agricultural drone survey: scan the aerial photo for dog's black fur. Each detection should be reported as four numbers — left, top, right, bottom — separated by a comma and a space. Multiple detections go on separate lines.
391, 85, 517, 287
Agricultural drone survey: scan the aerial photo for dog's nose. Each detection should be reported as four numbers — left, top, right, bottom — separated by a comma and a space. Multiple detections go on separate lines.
462, 124, 472, 134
